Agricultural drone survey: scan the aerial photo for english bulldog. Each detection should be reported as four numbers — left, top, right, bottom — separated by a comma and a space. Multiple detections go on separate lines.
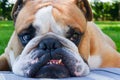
0, 0, 120, 78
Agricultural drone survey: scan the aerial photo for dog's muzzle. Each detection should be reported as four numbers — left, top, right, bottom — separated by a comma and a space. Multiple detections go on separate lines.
30, 37, 70, 78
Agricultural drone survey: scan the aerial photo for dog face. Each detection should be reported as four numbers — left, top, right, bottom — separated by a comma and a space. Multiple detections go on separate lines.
12, 0, 92, 78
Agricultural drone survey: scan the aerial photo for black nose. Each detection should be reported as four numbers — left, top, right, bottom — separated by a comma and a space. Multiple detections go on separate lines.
39, 38, 62, 51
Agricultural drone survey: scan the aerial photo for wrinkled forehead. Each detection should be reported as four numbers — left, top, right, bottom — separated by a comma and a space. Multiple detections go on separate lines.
15, 0, 87, 33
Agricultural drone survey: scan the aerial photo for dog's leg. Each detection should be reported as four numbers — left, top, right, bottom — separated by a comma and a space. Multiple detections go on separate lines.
0, 54, 10, 70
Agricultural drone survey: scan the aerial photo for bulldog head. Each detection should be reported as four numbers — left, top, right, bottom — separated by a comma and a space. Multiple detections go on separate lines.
11, 0, 92, 78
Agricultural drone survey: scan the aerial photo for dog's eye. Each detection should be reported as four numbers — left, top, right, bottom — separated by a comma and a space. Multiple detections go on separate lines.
22, 34, 31, 42
66, 26, 83, 45
18, 24, 36, 46
19, 33, 34, 46
23, 34, 31, 41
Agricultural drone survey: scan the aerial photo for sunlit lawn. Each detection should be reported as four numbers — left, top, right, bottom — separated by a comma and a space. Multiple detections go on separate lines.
0, 21, 120, 54
95, 21, 120, 52
0, 21, 14, 54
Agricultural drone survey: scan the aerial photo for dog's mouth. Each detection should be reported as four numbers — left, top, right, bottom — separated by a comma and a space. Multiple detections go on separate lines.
23, 47, 89, 78
35, 59, 70, 78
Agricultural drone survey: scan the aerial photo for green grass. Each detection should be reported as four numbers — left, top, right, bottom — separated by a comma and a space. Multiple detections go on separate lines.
0, 21, 14, 54
0, 21, 120, 55
95, 21, 120, 52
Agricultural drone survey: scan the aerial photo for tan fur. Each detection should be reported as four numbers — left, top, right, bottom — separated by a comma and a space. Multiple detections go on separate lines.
0, 54, 10, 70
15, 1, 52, 33
52, 1, 87, 33
0, 0, 120, 71
86, 22, 120, 67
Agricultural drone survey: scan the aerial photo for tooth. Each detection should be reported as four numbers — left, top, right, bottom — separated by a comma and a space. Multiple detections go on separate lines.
58, 59, 62, 64
56, 62, 58, 64
52, 61, 55, 64
50, 62, 52, 64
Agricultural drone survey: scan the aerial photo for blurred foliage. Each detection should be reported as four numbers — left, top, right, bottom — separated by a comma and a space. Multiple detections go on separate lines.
0, 0, 120, 21
90, 1, 120, 21
0, 0, 13, 20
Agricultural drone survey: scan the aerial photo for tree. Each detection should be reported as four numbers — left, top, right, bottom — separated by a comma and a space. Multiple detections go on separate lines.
91, 1, 104, 20
90, 1, 120, 21
109, 2, 120, 20
0, 0, 13, 20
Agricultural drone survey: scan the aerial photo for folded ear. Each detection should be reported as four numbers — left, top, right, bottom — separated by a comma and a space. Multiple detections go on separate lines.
76, 0, 93, 21
11, 0, 24, 22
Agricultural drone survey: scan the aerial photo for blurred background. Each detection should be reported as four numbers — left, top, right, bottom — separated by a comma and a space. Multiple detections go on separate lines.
0, 0, 120, 21
0, 0, 120, 54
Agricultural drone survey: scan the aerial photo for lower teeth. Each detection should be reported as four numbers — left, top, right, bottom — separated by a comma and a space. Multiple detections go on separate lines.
47, 59, 63, 65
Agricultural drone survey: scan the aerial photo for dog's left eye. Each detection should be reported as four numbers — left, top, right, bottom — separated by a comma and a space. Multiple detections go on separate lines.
66, 26, 83, 45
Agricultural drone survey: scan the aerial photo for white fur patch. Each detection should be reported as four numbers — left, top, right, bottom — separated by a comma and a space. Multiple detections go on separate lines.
12, 55, 32, 76
33, 6, 67, 37
88, 55, 102, 69
12, 59, 24, 76
9, 50, 15, 67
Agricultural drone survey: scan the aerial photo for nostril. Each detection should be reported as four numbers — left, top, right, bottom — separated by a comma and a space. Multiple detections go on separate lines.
39, 43, 46, 50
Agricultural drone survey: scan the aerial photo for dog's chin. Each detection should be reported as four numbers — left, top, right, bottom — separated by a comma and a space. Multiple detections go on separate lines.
36, 63, 70, 78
